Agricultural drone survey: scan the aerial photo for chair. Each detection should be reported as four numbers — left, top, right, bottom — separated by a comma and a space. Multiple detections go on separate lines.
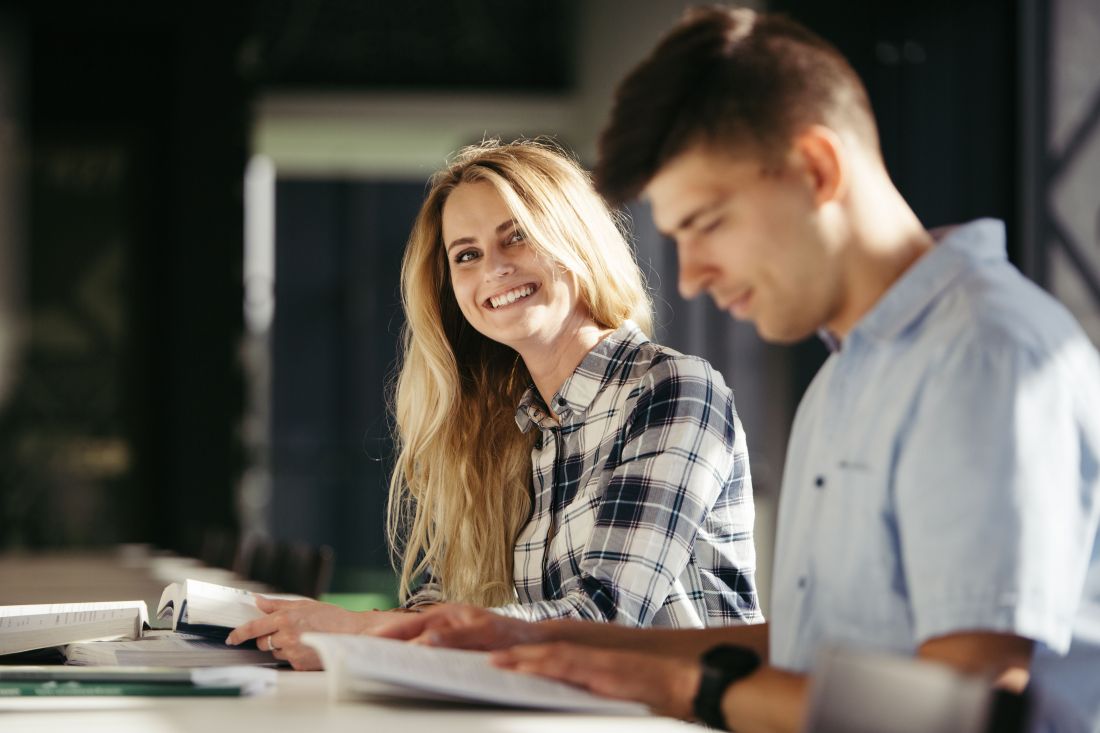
273, 541, 335, 598
234, 535, 334, 598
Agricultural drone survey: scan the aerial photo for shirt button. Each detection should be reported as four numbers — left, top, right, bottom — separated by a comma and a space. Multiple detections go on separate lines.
534, 436, 543, 450
797, 576, 808, 589
814, 475, 826, 489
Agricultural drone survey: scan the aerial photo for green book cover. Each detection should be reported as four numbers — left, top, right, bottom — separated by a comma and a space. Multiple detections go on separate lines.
0, 680, 243, 697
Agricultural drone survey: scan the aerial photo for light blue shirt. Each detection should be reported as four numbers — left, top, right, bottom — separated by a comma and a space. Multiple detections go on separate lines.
769, 220, 1100, 732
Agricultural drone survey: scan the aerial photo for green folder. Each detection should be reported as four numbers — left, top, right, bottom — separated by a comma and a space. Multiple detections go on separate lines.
0, 665, 275, 696
0, 680, 243, 696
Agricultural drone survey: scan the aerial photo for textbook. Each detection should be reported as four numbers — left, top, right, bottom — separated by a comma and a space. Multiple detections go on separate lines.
0, 601, 148, 656
0, 665, 277, 697
155, 578, 269, 641
65, 630, 276, 667
0, 578, 281, 657
302, 632, 649, 715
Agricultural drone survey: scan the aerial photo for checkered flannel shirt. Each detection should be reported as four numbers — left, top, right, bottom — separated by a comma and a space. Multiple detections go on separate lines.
406, 321, 760, 627
501, 321, 760, 626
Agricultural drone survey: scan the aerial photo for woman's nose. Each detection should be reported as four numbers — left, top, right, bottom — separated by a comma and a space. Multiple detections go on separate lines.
484, 249, 517, 279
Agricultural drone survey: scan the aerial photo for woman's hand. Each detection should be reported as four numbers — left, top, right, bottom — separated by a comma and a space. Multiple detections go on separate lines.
373, 603, 549, 650
226, 596, 395, 670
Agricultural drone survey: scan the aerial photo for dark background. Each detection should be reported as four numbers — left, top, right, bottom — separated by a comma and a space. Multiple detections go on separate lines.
0, 0, 1044, 593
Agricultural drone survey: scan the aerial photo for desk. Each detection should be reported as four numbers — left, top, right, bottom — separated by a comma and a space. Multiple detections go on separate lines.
0, 669, 699, 732
1, 551, 698, 732
0, 549, 171, 608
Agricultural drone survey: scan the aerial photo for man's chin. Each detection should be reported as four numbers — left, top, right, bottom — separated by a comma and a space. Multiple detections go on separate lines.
754, 320, 818, 345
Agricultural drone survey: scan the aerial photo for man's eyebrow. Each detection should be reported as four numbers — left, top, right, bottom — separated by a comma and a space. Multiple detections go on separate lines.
660, 199, 724, 239
446, 219, 516, 251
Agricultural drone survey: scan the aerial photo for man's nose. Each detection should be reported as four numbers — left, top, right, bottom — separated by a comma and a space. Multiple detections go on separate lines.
677, 243, 705, 299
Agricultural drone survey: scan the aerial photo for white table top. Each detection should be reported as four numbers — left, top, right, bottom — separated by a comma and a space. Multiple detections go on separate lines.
0, 550, 699, 732
0, 669, 699, 732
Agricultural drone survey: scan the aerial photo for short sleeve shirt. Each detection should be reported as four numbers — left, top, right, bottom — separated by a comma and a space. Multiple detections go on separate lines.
769, 220, 1100, 732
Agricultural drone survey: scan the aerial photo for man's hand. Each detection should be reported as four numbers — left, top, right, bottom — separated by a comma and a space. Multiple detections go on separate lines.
226, 597, 394, 670
491, 642, 701, 719
373, 603, 549, 650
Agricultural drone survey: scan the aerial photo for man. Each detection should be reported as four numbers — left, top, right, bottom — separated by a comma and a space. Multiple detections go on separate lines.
378, 8, 1100, 732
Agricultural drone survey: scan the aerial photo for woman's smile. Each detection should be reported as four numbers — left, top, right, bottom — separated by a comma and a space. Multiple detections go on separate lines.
484, 282, 540, 311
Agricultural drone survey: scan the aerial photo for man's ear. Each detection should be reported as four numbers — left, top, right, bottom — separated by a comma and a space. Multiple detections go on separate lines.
790, 125, 847, 208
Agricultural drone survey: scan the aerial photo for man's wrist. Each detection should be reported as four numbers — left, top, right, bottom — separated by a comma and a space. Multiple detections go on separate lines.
692, 644, 761, 730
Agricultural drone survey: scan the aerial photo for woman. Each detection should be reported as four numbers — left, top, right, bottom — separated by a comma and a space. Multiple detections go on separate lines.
228, 140, 760, 668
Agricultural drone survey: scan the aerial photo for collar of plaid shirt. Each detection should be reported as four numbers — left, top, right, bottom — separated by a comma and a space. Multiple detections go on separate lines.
513, 320, 646, 433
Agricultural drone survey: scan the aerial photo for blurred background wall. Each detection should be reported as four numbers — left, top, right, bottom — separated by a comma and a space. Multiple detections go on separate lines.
0, 0, 1097, 612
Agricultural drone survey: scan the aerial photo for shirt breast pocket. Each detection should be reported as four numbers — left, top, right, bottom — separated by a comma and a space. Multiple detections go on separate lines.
815, 457, 916, 653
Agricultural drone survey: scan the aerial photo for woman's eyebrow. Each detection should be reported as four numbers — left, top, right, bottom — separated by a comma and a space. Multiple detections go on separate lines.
446, 219, 516, 252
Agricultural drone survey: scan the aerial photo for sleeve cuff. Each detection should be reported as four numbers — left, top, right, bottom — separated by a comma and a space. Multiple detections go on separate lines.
914, 591, 1075, 654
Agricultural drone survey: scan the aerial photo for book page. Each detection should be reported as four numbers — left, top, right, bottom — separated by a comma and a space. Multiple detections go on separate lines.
181, 579, 265, 629
155, 583, 183, 624
0, 601, 147, 620
65, 630, 276, 667
0, 602, 148, 656
302, 633, 648, 715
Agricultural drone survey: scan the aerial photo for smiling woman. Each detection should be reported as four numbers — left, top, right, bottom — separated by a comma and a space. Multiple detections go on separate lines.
226, 140, 762, 669
441, 179, 590, 354
387, 139, 762, 628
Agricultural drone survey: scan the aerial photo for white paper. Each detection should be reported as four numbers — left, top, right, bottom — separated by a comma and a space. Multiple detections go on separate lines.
302, 632, 648, 715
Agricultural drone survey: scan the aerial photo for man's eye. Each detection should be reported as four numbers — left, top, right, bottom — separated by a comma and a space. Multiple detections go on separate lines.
699, 217, 723, 234
455, 250, 480, 264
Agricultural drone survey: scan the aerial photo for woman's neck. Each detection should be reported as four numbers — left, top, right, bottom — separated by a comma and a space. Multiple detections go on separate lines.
516, 312, 614, 420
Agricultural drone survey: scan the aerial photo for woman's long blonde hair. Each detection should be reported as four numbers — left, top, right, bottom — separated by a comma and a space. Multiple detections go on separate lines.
387, 139, 653, 606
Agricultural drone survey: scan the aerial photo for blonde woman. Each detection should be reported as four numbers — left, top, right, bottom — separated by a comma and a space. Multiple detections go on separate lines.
228, 140, 760, 669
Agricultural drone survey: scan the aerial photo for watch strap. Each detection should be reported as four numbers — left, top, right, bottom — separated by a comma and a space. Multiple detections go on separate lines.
692, 644, 761, 730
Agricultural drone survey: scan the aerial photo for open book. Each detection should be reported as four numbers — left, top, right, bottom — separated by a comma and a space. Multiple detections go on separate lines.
0, 601, 148, 656
1, 578, 288, 659
302, 632, 649, 715
155, 579, 270, 641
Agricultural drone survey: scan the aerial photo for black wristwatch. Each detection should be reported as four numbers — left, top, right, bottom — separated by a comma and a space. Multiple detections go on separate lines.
692, 644, 761, 730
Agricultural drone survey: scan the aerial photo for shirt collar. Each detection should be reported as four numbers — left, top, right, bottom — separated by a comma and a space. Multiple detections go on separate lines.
514, 320, 648, 433
835, 219, 1007, 347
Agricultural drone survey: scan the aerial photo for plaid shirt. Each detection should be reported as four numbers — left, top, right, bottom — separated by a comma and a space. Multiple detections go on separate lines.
491, 321, 760, 627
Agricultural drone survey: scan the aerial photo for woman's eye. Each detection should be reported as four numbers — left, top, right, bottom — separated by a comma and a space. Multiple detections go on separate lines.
506, 230, 526, 245
455, 249, 480, 264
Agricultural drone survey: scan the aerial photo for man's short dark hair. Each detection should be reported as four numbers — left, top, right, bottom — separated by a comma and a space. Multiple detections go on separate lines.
595, 6, 879, 205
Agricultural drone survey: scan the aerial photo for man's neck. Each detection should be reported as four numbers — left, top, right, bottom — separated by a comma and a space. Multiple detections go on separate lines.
825, 178, 934, 340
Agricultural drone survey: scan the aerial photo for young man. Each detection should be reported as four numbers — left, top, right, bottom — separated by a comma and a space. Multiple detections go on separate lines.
376, 8, 1100, 732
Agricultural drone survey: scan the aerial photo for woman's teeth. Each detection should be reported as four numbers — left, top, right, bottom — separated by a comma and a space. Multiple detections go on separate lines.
489, 285, 535, 309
